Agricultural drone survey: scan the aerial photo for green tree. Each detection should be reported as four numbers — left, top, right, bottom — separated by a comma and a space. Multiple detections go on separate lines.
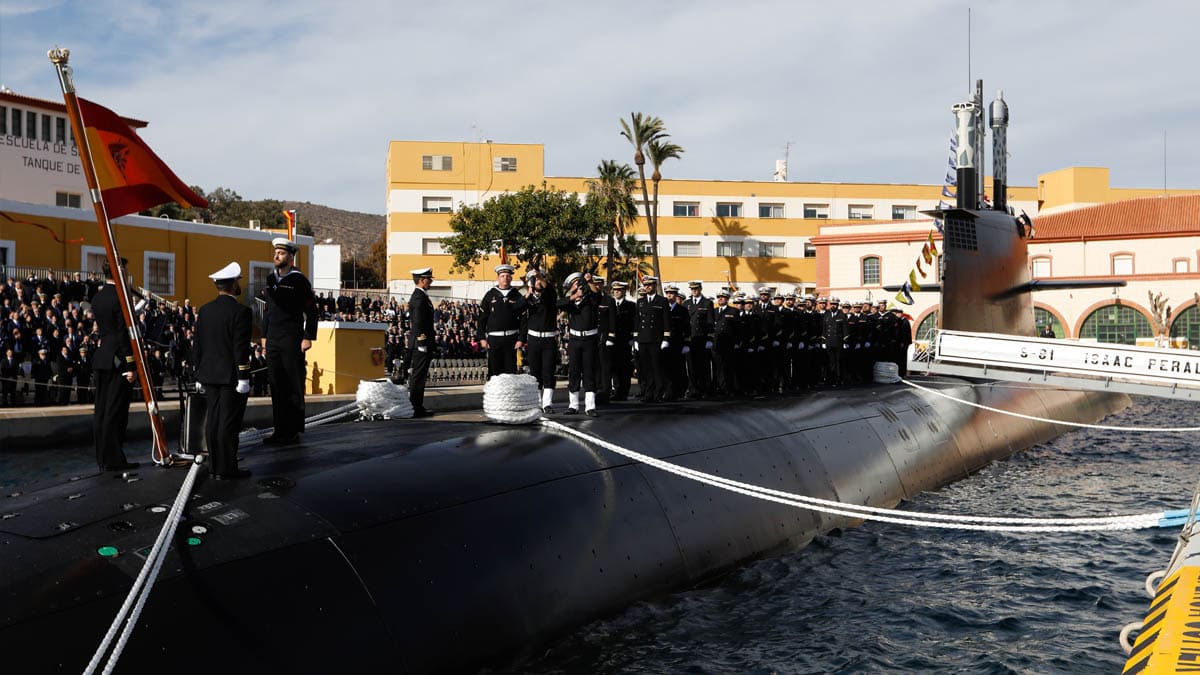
619, 113, 667, 280
586, 160, 639, 282
442, 183, 610, 286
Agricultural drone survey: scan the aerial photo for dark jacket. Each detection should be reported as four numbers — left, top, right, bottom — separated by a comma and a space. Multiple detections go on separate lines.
408, 287, 435, 354
194, 294, 253, 386
477, 287, 527, 340
260, 269, 318, 344
91, 283, 133, 373
635, 294, 670, 344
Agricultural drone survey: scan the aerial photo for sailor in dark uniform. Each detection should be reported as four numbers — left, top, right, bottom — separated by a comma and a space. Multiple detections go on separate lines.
521, 268, 558, 413
259, 237, 318, 445
663, 285, 690, 400
684, 280, 714, 399
610, 281, 636, 401
634, 276, 670, 402
92, 258, 138, 471
590, 275, 615, 404
823, 300, 849, 386
195, 262, 253, 480
407, 267, 435, 417
477, 263, 528, 377
711, 289, 738, 397
557, 272, 600, 416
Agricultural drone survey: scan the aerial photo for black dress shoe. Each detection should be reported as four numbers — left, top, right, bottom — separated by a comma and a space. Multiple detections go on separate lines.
211, 469, 252, 480
412, 408, 434, 418
585, 409, 598, 417
104, 461, 139, 471
564, 408, 578, 415
542, 406, 554, 414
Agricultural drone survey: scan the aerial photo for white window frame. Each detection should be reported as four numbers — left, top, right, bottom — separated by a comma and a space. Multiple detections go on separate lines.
0, 239, 15, 271
1031, 258, 1051, 278
892, 205, 917, 220
56, 191, 82, 208
421, 155, 453, 171
81, 245, 107, 273
673, 202, 699, 217
803, 203, 829, 219
673, 241, 702, 257
861, 256, 881, 285
143, 251, 176, 296
1174, 258, 1190, 274
716, 202, 742, 218
803, 242, 817, 258
493, 156, 518, 172
759, 242, 786, 258
587, 241, 607, 257
758, 203, 784, 219
247, 261, 275, 305
848, 204, 874, 220
1112, 254, 1134, 276
422, 196, 453, 214
716, 241, 742, 257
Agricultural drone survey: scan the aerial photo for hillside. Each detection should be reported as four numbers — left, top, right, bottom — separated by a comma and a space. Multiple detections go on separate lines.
280, 200, 385, 259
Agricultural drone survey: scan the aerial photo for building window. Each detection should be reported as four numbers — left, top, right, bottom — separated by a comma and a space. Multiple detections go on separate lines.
861, 256, 881, 285
421, 196, 452, 213
26, 111, 37, 140
144, 252, 175, 296
1170, 305, 1200, 348
635, 240, 653, 255
0, 239, 14, 268
492, 156, 518, 172
1112, 254, 1134, 276
803, 203, 829, 219
916, 311, 939, 342
1031, 257, 1051, 278
11, 108, 21, 137
759, 242, 785, 258
56, 117, 66, 144
848, 204, 874, 220
0, 106, 6, 135
673, 202, 699, 217
1174, 258, 1190, 274
587, 242, 607, 257
1034, 307, 1064, 338
55, 192, 82, 208
41, 114, 51, 143
421, 238, 446, 255
804, 242, 817, 258
1080, 304, 1152, 345
759, 203, 784, 219
892, 205, 917, 220
81, 245, 107, 273
673, 241, 701, 257
247, 262, 275, 304
421, 155, 453, 171
716, 241, 742, 257
716, 203, 742, 218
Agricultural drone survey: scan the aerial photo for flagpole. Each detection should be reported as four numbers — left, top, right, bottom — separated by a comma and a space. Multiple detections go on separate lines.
49, 47, 172, 466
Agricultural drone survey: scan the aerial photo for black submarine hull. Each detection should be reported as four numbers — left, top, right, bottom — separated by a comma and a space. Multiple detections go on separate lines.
0, 379, 1128, 673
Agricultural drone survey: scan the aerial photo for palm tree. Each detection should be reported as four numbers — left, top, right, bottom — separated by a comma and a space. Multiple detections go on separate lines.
647, 137, 684, 279
619, 113, 666, 279
586, 160, 639, 281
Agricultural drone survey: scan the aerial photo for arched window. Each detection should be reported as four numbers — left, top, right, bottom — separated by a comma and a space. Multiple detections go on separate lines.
861, 256, 881, 285
1079, 304, 1152, 345
1034, 307, 1064, 337
916, 310, 939, 342
1170, 305, 1200, 350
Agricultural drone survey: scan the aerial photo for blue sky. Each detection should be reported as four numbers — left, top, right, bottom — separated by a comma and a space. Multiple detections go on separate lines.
2, 0, 1198, 214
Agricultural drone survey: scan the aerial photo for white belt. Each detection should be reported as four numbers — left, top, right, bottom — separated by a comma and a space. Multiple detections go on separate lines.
527, 330, 558, 338
569, 328, 599, 337
487, 330, 518, 337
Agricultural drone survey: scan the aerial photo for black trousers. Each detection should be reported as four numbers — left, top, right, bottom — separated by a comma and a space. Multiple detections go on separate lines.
636, 342, 666, 400
204, 383, 247, 476
612, 341, 633, 398
485, 335, 518, 377
826, 347, 843, 384
567, 336, 598, 393
596, 341, 613, 402
408, 347, 431, 412
686, 337, 711, 396
267, 345, 306, 438
526, 336, 557, 389
93, 368, 132, 468
712, 342, 735, 394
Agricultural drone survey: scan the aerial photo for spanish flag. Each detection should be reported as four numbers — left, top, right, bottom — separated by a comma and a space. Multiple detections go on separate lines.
77, 98, 208, 218
283, 209, 297, 240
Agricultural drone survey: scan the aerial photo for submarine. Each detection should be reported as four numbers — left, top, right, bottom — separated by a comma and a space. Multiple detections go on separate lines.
0, 85, 1131, 673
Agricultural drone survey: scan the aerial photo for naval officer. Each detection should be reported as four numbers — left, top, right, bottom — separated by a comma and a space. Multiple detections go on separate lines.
407, 267, 435, 417
195, 262, 253, 480
92, 257, 138, 471
259, 237, 318, 445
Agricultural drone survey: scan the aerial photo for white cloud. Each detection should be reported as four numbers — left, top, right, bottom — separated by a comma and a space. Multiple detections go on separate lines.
2, 0, 1199, 213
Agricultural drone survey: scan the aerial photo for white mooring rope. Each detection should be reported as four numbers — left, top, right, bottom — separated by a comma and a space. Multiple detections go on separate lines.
482, 374, 543, 425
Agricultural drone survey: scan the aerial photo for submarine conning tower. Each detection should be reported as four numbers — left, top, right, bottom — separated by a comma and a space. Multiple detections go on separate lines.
939, 80, 1033, 337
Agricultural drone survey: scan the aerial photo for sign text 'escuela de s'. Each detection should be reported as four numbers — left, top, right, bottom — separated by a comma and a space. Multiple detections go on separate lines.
2, 135, 82, 175
936, 330, 1200, 385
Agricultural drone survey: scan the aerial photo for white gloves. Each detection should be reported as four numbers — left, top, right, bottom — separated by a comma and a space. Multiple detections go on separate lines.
746, 347, 755, 354
417, 346, 427, 352
821, 343, 828, 349
660, 340, 669, 350
865, 341, 871, 348
605, 339, 614, 347
704, 341, 713, 350
632, 342, 640, 353
772, 340, 780, 348
786, 343, 793, 349
195, 381, 204, 393
681, 345, 690, 354
797, 341, 805, 349
236, 379, 250, 395
757, 346, 765, 352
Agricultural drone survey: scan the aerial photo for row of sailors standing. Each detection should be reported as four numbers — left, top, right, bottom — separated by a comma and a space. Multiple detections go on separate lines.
469, 262, 915, 416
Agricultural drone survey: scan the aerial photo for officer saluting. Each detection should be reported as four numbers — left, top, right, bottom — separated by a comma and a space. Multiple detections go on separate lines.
478, 263, 528, 377
557, 272, 600, 416
259, 237, 318, 445
520, 268, 558, 413
407, 267, 435, 417
195, 262, 253, 480
92, 257, 138, 471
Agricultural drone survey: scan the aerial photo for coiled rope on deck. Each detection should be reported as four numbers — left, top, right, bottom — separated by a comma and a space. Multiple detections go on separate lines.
482, 374, 542, 425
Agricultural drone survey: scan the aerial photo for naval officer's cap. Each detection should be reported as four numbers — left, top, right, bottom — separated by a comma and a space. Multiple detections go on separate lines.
494, 263, 515, 275
208, 261, 242, 283
664, 284, 680, 293
563, 272, 584, 290
716, 289, 730, 298
688, 280, 702, 288
272, 237, 298, 254
641, 276, 658, 285
411, 267, 433, 281
611, 280, 628, 290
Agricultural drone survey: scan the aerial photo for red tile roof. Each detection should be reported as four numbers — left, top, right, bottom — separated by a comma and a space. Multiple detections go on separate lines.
1034, 194, 1200, 240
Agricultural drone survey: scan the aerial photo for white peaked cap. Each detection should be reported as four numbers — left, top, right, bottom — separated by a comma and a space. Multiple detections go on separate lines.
209, 261, 242, 281
272, 237, 298, 252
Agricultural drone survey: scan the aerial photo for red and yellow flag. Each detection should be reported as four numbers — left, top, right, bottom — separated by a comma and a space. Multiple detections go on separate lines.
927, 231, 939, 257
283, 209, 297, 240
77, 97, 208, 218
